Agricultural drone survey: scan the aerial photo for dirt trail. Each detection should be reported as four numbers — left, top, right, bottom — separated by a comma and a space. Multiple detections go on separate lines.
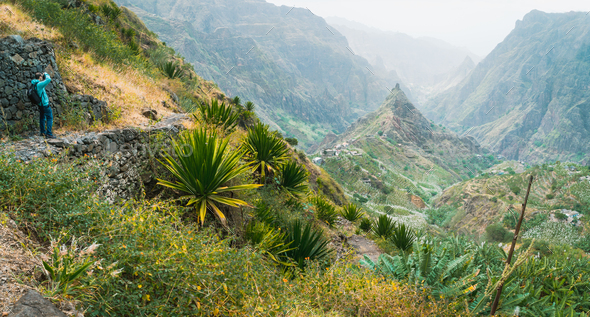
0, 216, 39, 314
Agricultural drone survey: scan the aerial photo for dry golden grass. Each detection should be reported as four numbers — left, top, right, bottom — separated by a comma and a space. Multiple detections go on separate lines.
56, 51, 178, 129
0, 4, 60, 40
0, 3, 226, 134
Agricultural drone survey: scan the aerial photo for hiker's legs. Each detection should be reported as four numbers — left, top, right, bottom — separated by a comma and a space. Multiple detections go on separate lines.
44, 105, 54, 137
39, 106, 46, 136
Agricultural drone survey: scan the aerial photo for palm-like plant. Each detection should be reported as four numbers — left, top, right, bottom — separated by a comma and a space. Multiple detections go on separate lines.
196, 99, 239, 132
390, 223, 416, 255
372, 214, 396, 238
232, 96, 241, 107
284, 220, 332, 270
311, 195, 338, 227
277, 161, 309, 197
245, 101, 255, 112
340, 204, 364, 222
158, 61, 184, 79
157, 128, 261, 226
242, 123, 289, 183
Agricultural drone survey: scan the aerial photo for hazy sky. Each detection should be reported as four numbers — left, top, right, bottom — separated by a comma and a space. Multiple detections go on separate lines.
266, 0, 589, 57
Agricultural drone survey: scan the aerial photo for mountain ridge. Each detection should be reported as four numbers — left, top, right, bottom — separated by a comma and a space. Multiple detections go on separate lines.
116, 0, 411, 149
422, 9, 590, 165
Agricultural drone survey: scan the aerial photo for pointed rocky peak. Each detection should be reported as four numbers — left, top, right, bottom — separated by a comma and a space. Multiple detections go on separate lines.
380, 83, 420, 120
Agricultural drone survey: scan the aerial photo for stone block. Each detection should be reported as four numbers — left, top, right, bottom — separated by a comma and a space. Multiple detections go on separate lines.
8, 289, 66, 317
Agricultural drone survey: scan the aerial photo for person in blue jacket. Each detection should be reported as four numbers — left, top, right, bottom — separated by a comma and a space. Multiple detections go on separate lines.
31, 72, 54, 138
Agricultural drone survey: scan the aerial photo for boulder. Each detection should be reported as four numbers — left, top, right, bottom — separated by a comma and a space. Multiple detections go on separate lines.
141, 108, 158, 120
7, 35, 24, 44
8, 290, 67, 317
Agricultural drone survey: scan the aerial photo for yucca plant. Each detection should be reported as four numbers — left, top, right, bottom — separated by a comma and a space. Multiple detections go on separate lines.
242, 123, 289, 183
372, 214, 396, 238
99, 2, 121, 20
284, 220, 332, 270
277, 160, 309, 198
232, 96, 241, 107
245, 221, 294, 266
390, 223, 416, 255
252, 200, 275, 225
340, 203, 364, 222
245, 101, 255, 112
311, 195, 338, 227
157, 128, 261, 226
195, 99, 239, 132
359, 217, 372, 232
158, 60, 184, 79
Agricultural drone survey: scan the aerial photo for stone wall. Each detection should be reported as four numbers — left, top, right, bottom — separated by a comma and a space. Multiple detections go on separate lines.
0, 36, 111, 133
2, 115, 187, 202
0, 35, 68, 130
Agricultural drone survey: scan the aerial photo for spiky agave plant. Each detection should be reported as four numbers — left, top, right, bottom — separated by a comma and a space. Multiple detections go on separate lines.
157, 128, 261, 226
245, 101, 255, 112
372, 214, 396, 239
277, 160, 309, 198
311, 195, 338, 227
158, 60, 184, 79
242, 123, 289, 183
284, 219, 332, 270
390, 222, 416, 255
339, 203, 364, 222
196, 99, 239, 132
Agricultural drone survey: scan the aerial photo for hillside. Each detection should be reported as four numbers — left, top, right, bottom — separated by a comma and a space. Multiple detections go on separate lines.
423, 10, 590, 165
317, 85, 497, 218
433, 161, 590, 245
3, 1, 590, 316
326, 17, 479, 103
114, 0, 410, 149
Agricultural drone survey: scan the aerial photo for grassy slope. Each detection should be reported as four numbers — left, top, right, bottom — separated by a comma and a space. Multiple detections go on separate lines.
435, 161, 590, 237
0, 1, 221, 133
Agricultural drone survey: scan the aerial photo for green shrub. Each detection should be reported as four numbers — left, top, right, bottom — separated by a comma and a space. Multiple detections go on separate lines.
196, 99, 239, 132
0, 155, 100, 242
99, 1, 122, 20
390, 223, 415, 254
284, 220, 332, 270
359, 217, 372, 232
285, 137, 298, 146
491, 197, 498, 203
554, 212, 567, 221
339, 203, 364, 222
18, 0, 140, 65
242, 123, 289, 183
276, 160, 309, 198
546, 193, 555, 199
424, 206, 456, 228
485, 223, 513, 243
311, 195, 338, 227
158, 60, 184, 79
372, 214, 395, 239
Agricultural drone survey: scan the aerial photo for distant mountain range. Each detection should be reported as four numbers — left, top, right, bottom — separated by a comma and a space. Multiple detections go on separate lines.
423, 10, 590, 165
115, 0, 411, 149
325, 17, 480, 104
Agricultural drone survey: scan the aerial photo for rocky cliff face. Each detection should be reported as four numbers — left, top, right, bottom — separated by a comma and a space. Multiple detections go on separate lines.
114, 0, 409, 149
423, 10, 590, 165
